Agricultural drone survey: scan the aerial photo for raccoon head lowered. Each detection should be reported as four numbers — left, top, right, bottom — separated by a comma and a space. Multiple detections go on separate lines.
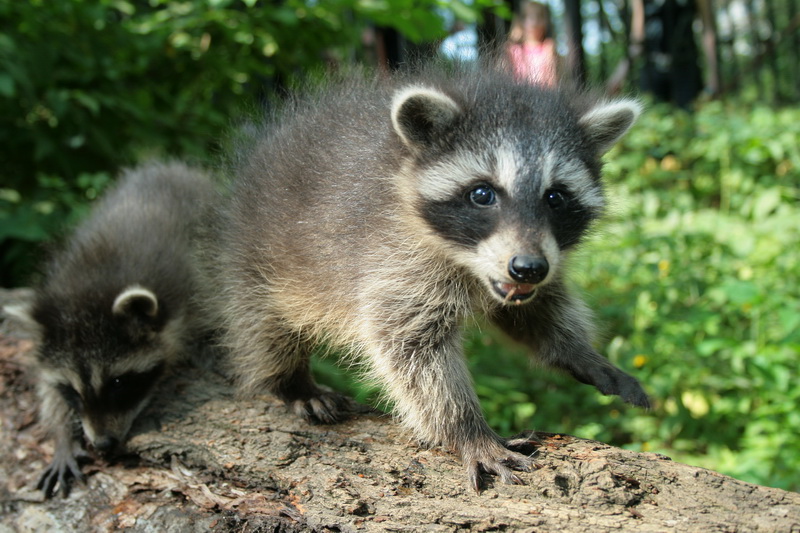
391, 82, 640, 306
32, 285, 179, 453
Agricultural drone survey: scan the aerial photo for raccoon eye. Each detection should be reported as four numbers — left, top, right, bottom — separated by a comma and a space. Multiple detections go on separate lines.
468, 185, 496, 207
103, 363, 165, 412
545, 188, 570, 210
108, 365, 165, 393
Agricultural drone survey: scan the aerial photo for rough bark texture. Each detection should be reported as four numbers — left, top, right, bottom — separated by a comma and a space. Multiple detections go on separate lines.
2, 288, 799, 532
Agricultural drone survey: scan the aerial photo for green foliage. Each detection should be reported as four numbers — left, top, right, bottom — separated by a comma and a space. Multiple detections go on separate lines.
582, 100, 800, 491
0, 0, 494, 286
0, 171, 112, 283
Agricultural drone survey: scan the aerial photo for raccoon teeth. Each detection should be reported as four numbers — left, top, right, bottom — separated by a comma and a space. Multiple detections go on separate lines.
494, 282, 537, 303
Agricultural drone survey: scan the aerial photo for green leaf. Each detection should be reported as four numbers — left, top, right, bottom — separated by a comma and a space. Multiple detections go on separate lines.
0, 74, 15, 97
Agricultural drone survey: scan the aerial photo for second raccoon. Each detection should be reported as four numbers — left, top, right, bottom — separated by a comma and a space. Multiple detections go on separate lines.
218, 64, 649, 492
11, 161, 216, 498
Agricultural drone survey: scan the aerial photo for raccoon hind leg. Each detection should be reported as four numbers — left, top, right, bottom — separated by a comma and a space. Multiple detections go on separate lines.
226, 312, 352, 424
271, 355, 353, 425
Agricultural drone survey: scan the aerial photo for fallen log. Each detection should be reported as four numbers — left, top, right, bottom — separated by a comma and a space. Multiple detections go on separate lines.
1, 288, 798, 532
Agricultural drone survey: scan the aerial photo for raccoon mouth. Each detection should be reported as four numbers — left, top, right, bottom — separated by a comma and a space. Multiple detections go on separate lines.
492, 281, 537, 304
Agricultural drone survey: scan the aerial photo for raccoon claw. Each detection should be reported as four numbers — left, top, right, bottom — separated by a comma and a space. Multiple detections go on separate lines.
505, 433, 543, 456
466, 456, 529, 494
463, 438, 542, 494
290, 390, 352, 425
37, 453, 86, 499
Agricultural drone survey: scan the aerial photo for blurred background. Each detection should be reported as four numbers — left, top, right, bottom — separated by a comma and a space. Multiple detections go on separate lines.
1, 0, 797, 492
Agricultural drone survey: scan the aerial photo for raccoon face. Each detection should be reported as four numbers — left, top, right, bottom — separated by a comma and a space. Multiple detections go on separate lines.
36, 285, 171, 453
391, 85, 640, 306
407, 151, 575, 305
48, 360, 166, 453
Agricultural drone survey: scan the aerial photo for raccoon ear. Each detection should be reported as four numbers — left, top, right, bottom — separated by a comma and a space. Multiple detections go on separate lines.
391, 86, 461, 149
578, 99, 642, 155
112, 285, 159, 320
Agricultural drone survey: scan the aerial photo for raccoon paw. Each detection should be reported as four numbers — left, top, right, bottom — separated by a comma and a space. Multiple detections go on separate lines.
596, 368, 651, 409
37, 451, 88, 499
289, 389, 353, 425
463, 437, 543, 494
618, 376, 651, 409
574, 362, 650, 409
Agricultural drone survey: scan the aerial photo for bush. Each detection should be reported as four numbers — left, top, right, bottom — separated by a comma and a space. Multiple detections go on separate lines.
1, 0, 247, 284
581, 101, 800, 491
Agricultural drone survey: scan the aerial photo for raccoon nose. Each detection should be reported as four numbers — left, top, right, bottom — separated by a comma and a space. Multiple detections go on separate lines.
94, 436, 119, 455
508, 255, 549, 284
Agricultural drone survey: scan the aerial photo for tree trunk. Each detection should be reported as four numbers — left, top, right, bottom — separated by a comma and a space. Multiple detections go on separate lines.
2, 288, 799, 532
563, 0, 586, 86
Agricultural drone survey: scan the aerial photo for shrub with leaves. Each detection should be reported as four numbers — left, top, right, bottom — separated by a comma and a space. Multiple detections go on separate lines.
583, 101, 800, 491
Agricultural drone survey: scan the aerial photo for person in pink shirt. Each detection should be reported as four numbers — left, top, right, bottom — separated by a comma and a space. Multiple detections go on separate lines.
506, 1, 558, 87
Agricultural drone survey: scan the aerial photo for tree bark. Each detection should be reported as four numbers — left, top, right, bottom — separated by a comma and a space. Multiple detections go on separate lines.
2, 288, 799, 532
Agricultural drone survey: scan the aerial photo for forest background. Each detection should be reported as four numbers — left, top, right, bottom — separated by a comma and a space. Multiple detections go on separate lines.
1, 0, 797, 493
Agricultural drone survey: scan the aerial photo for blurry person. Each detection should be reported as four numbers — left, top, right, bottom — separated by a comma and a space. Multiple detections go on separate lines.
630, 0, 703, 109
506, 1, 558, 86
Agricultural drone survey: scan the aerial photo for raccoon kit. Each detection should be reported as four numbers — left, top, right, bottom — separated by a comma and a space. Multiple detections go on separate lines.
16, 162, 215, 498
219, 64, 648, 491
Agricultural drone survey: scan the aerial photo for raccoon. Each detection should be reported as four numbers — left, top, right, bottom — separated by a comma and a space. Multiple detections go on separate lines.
10, 161, 216, 498
217, 63, 648, 492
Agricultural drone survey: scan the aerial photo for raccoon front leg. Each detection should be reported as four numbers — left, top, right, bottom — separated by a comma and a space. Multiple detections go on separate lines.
367, 320, 538, 492
491, 282, 650, 408
226, 312, 350, 424
37, 427, 88, 499
36, 384, 88, 498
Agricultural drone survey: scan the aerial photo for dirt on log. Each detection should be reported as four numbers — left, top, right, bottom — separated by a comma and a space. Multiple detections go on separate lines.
1, 288, 799, 532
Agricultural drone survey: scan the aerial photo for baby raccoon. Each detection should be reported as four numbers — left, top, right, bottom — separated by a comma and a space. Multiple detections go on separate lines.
11, 161, 215, 498
218, 63, 648, 492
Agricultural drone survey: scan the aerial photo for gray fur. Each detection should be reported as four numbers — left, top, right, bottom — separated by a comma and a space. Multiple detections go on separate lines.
23, 161, 216, 498
217, 62, 647, 493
